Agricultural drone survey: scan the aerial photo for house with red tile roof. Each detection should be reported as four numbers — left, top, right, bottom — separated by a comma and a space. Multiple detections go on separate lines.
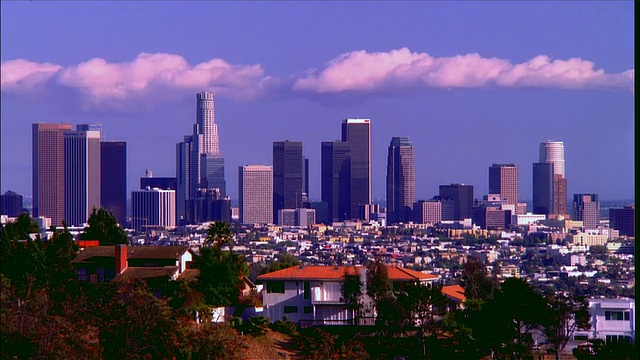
441, 284, 466, 311
256, 265, 439, 326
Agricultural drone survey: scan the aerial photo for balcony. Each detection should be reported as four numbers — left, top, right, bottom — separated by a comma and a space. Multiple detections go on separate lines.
311, 286, 345, 305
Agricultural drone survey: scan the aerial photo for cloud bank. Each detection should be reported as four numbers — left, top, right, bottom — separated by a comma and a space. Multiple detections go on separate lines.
294, 48, 634, 93
1, 48, 633, 109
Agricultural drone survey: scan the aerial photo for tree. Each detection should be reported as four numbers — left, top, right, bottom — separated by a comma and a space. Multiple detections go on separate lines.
365, 258, 392, 303
259, 253, 301, 275
460, 256, 498, 302
543, 293, 590, 360
341, 270, 363, 325
0, 213, 40, 241
80, 208, 128, 245
205, 221, 233, 248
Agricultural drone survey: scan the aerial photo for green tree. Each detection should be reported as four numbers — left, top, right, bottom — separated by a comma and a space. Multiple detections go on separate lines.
80, 208, 128, 245
460, 256, 498, 302
205, 221, 233, 248
365, 258, 392, 303
341, 271, 363, 325
0, 213, 40, 241
259, 252, 301, 275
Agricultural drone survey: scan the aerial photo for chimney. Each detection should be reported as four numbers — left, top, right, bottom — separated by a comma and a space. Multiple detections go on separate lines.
115, 244, 128, 275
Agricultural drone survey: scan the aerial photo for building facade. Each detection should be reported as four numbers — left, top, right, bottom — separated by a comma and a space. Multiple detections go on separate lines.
609, 205, 635, 237
321, 141, 351, 223
438, 184, 474, 220
488, 163, 518, 207
342, 119, 371, 219
64, 127, 101, 226
32, 123, 72, 226
100, 141, 127, 226
239, 165, 273, 224
532, 162, 554, 216
413, 200, 441, 224
573, 194, 600, 230
131, 188, 176, 231
273, 141, 304, 223
386, 137, 416, 224
539, 141, 568, 216
1, 191, 24, 217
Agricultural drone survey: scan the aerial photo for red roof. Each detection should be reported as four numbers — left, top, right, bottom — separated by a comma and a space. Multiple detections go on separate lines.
257, 265, 439, 282
442, 285, 466, 302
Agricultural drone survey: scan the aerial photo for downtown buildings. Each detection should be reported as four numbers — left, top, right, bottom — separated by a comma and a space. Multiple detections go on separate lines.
176, 92, 227, 225
386, 136, 415, 224
32, 123, 127, 227
533, 141, 568, 218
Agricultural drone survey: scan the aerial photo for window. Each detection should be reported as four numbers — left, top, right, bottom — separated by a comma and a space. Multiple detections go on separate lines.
267, 281, 285, 293
605, 310, 629, 321
284, 306, 298, 314
304, 281, 310, 299
304, 306, 313, 314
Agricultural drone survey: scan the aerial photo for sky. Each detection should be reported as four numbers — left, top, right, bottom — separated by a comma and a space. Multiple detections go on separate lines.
1, 1, 635, 205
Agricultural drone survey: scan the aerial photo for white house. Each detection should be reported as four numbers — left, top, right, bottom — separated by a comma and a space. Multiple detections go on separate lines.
257, 265, 439, 326
577, 298, 635, 344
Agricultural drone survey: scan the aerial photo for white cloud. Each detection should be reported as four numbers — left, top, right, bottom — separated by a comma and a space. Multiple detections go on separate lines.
1, 59, 61, 92
1, 53, 267, 103
293, 48, 634, 93
1, 48, 633, 109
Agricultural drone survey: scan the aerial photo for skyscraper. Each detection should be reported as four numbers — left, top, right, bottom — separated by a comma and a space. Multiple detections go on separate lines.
176, 92, 226, 224
532, 162, 554, 215
539, 141, 568, 216
32, 123, 72, 226
342, 119, 371, 219
101, 141, 127, 226
439, 184, 474, 220
572, 194, 600, 229
273, 141, 304, 223
64, 126, 101, 226
386, 137, 416, 224
239, 165, 273, 224
488, 164, 518, 206
609, 205, 635, 237
131, 188, 176, 231
1, 191, 24, 217
321, 141, 351, 223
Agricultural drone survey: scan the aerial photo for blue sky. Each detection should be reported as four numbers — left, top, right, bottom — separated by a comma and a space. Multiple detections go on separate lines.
1, 2, 634, 203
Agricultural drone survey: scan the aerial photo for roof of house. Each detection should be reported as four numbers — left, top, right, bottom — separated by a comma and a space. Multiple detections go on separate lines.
256, 265, 439, 282
111, 266, 179, 282
72, 245, 189, 264
177, 268, 201, 282
442, 285, 466, 302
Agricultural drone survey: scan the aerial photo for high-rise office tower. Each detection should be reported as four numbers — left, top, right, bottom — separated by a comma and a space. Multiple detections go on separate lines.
32, 123, 72, 226
438, 184, 474, 220
342, 119, 371, 219
572, 194, 600, 229
532, 162, 554, 215
1, 191, 24, 217
101, 141, 127, 226
176, 135, 192, 224
488, 164, 518, 206
273, 141, 304, 223
539, 141, 565, 177
239, 165, 273, 224
303, 157, 310, 198
176, 92, 226, 224
201, 153, 226, 196
131, 188, 176, 231
413, 200, 442, 224
609, 205, 635, 237
321, 141, 351, 222
64, 126, 101, 226
386, 137, 416, 224
539, 141, 568, 216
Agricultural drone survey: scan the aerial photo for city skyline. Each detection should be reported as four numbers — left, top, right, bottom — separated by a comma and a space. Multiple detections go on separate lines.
1, 2, 634, 202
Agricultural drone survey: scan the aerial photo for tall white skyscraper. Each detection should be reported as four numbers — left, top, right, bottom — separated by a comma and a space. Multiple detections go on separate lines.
539, 141, 565, 177
239, 165, 273, 224
64, 126, 101, 226
176, 92, 226, 224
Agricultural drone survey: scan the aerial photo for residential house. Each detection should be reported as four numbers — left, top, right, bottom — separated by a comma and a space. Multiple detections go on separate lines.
257, 265, 439, 326
573, 298, 635, 344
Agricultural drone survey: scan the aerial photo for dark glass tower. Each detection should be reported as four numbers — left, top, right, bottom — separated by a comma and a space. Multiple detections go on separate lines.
273, 141, 304, 223
1, 191, 24, 217
321, 141, 351, 222
438, 184, 474, 220
488, 163, 518, 206
386, 137, 416, 224
532, 162, 554, 215
101, 141, 127, 226
341, 119, 371, 219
